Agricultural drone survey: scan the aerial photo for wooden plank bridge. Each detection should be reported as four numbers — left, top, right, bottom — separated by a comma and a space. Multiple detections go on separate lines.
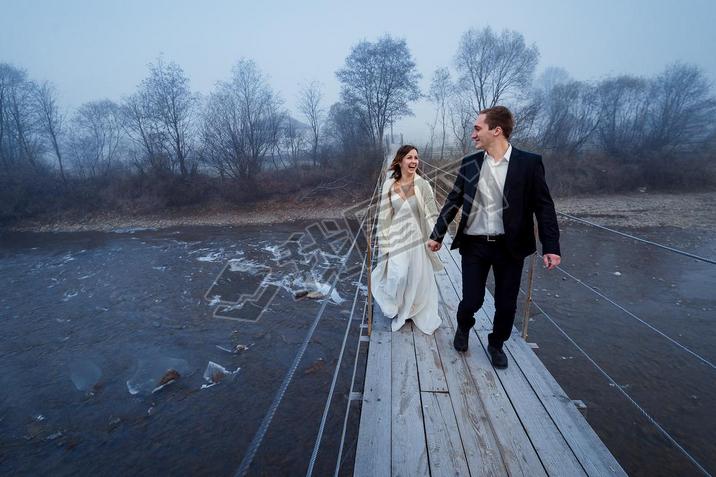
354, 231, 627, 477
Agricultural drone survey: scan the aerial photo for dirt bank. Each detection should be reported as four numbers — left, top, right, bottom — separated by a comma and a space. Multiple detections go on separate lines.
6, 191, 715, 233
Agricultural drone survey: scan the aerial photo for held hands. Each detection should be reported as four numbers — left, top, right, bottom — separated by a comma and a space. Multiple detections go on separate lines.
427, 240, 559, 267
543, 253, 561, 270
427, 239, 442, 252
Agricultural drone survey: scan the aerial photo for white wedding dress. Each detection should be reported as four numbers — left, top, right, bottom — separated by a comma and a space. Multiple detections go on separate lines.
370, 190, 441, 335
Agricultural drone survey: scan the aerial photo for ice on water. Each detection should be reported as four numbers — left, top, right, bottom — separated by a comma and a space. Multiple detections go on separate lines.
126, 357, 190, 395
69, 359, 102, 392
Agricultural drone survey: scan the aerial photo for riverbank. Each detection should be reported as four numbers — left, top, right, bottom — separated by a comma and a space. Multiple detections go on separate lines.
554, 191, 716, 230
3, 195, 362, 233
5, 191, 715, 233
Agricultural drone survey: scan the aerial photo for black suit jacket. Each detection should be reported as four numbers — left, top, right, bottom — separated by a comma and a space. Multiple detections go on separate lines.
430, 147, 560, 258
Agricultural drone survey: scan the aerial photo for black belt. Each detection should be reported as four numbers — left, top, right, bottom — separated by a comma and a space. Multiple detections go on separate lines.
463, 233, 505, 243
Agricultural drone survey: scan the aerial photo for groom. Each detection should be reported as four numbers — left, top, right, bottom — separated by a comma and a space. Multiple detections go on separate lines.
427, 106, 561, 369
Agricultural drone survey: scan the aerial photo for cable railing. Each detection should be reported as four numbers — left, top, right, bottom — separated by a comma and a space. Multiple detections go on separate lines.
421, 156, 714, 476
234, 174, 383, 477
307, 149, 391, 477
434, 224, 712, 475
428, 175, 715, 360
421, 157, 716, 266
308, 174, 384, 476
304, 153, 711, 476
556, 212, 716, 265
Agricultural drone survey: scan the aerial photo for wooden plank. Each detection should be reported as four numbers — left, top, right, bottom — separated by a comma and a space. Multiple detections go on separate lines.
476, 314, 627, 476
431, 313, 508, 476
355, 148, 399, 476
392, 322, 430, 477
462, 248, 626, 475
372, 300, 392, 332
469, 322, 587, 476
355, 305, 392, 476
358, 221, 625, 477
412, 324, 449, 393
421, 391, 471, 477
434, 264, 493, 342
434, 248, 490, 334
434, 269, 459, 328
435, 254, 547, 477
438, 243, 586, 476
441, 233, 625, 476
436, 249, 462, 297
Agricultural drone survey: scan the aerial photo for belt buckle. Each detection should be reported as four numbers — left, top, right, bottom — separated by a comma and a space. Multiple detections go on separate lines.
486, 235, 496, 242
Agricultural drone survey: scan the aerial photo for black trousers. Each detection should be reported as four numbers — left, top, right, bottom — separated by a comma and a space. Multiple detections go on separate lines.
457, 236, 525, 349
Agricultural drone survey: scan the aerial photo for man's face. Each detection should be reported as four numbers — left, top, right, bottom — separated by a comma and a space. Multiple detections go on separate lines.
471, 114, 496, 150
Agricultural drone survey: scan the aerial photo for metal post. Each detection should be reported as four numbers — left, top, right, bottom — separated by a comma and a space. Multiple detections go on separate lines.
521, 224, 539, 339
366, 208, 374, 336
522, 253, 536, 339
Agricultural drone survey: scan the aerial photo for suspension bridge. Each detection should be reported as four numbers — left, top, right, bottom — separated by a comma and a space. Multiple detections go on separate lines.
233, 148, 713, 476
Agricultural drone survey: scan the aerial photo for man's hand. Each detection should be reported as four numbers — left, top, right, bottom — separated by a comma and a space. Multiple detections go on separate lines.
427, 239, 442, 252
543, 254, 561, 270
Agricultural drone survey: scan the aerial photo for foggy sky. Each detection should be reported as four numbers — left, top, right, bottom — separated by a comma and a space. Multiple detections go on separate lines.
1, 0, 715, 142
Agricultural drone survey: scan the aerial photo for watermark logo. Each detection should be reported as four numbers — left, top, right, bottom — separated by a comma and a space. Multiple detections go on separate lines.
203, 155, 507, 323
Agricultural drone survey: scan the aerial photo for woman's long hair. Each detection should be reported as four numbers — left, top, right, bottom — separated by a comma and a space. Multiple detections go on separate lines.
388, 145, 423, 180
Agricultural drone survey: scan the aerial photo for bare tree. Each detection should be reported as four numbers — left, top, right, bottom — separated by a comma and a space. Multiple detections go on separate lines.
138, 57, 196, 176
429, 68, 452, 161
326, 102, 369, 154
33, 81, 67, 184
336, 35, 421, 149
593, 64, 715, 160
645, 62, 716, 153
281, 116, 307, 166
0, 64, 25, 172
121, 90, 171, 175
514, 66, 572, 143
595, 75, 651, 157
201, 59, 284, 181
68, 100, 123, 178
538, 80, 600, 155
535, 66, 571, 93
511, 98, 543, 143
455, 27, 539, 114
298, 81, 324, 166
0, 63, 41, 172
448, 91, 474, 155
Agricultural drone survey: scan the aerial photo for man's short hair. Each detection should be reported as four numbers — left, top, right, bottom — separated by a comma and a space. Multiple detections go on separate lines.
479, 106, 514, 140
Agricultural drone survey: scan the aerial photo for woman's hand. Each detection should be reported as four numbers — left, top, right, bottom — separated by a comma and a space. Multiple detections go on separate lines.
427, 239, 442, 252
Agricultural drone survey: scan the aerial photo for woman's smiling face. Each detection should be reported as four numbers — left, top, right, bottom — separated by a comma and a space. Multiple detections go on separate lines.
400, 149, 419, 177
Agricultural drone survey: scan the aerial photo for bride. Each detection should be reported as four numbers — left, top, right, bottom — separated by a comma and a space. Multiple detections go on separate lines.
370, 145, 444, 335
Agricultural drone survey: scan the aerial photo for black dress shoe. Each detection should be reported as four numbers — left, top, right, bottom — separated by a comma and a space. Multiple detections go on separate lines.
453, 327, 469, 352
488, 345, 508, 369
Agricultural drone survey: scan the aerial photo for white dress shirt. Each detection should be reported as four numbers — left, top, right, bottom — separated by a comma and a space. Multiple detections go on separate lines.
465, 144, 512, 236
